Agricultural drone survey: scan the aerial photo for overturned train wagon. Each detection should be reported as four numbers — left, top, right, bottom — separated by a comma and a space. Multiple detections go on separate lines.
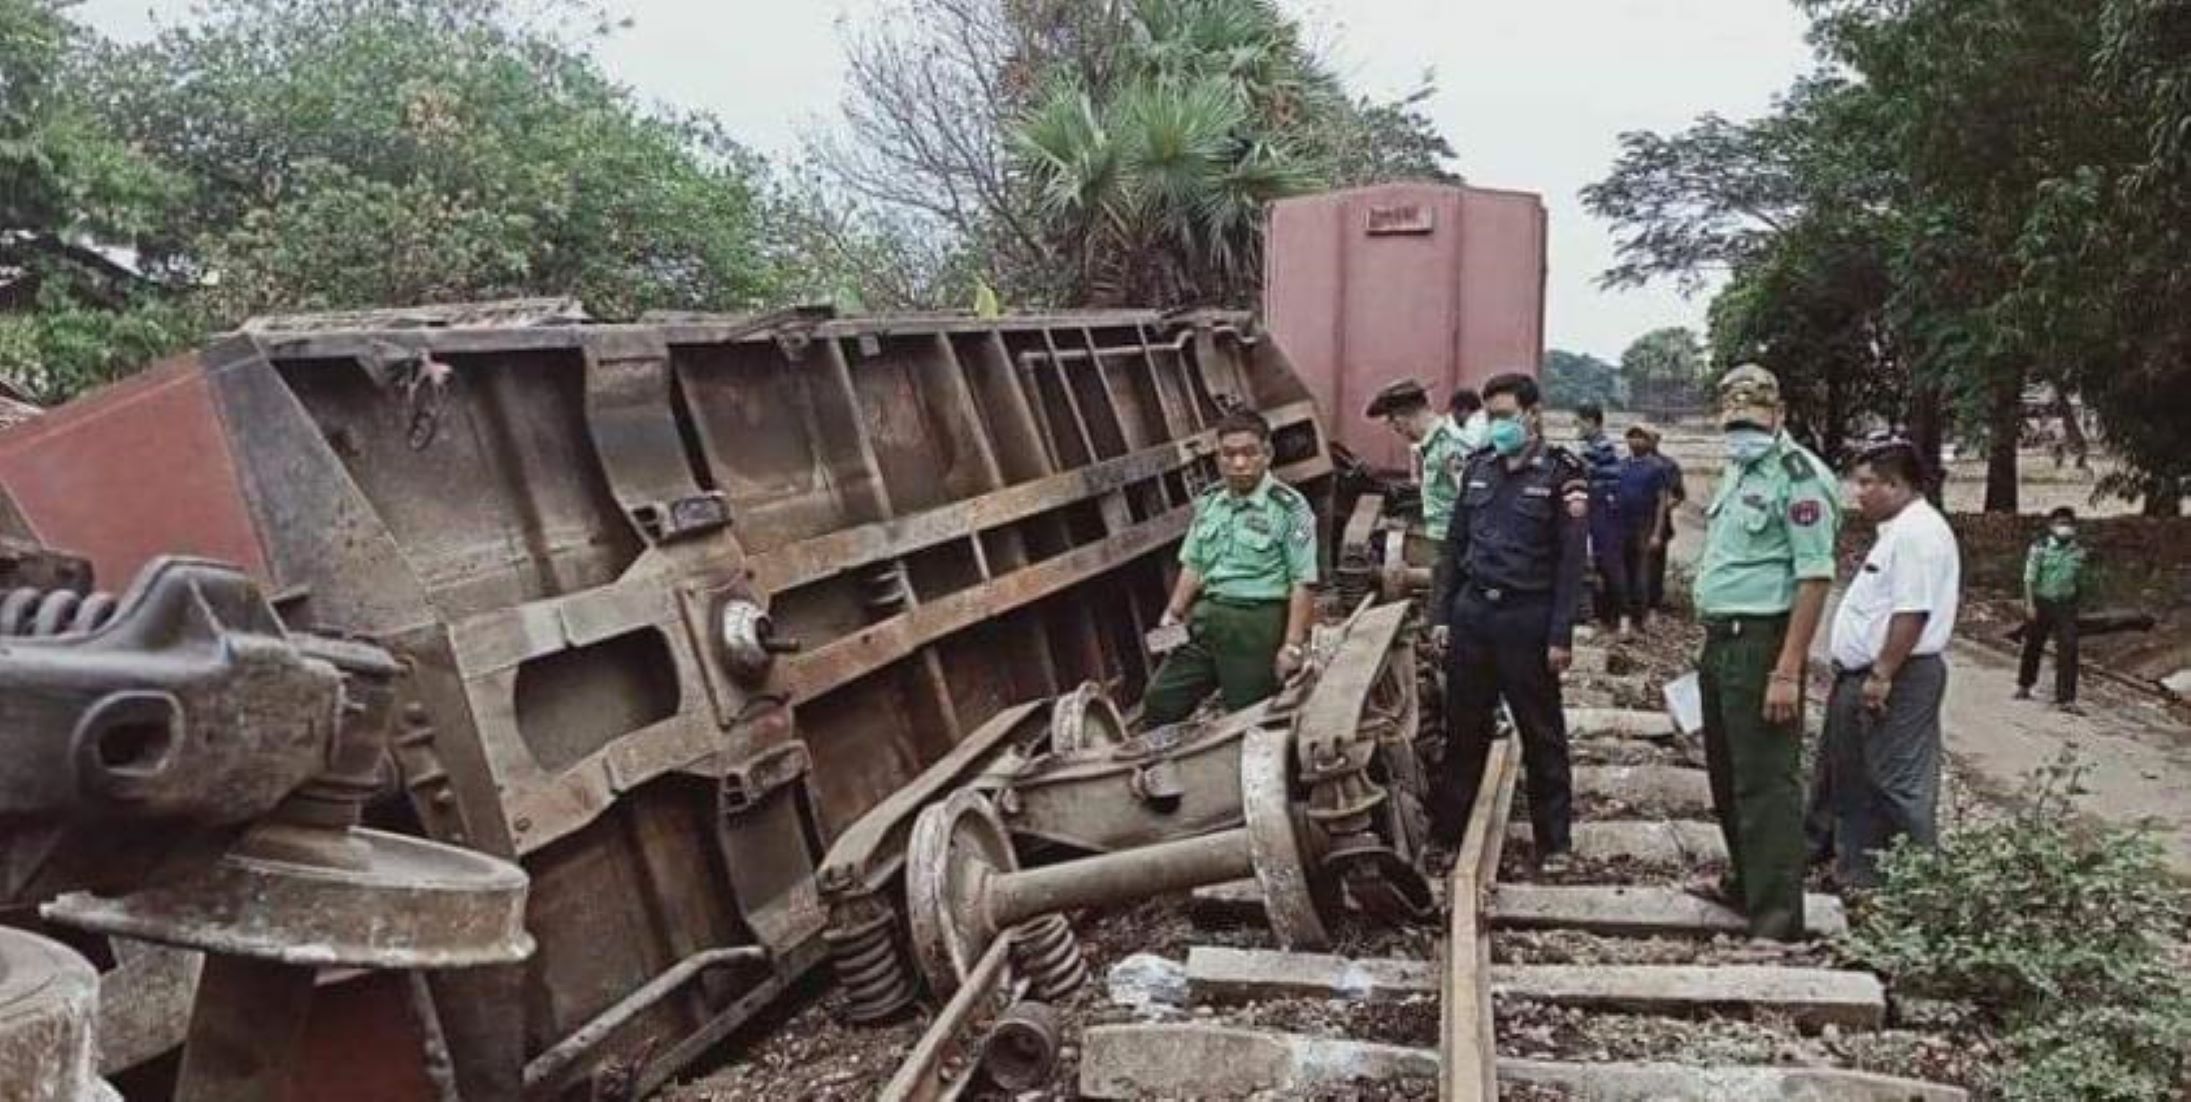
0, 308, 1332, 1098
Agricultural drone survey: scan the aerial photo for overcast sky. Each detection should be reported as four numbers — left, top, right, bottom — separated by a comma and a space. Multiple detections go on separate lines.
76, 0, 1815, 362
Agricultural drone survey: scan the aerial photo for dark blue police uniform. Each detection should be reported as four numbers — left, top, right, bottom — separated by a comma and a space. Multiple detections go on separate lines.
1580, 430, 1630, 626
1430, 441, 1589, 854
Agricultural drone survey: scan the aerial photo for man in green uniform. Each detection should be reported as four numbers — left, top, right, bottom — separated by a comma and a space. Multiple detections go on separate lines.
2017, 506, 2090, 714
1141, 409, 1319, 726
1693, 364, 1839, 941
1366, 379, 1471, 613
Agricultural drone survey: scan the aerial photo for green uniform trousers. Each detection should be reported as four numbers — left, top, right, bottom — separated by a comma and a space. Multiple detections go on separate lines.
1141, 597, 1288, 727
1698, 613, 1807, 941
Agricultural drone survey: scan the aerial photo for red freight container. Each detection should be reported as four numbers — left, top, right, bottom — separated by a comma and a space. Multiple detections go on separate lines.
1264, 182, 1548, 470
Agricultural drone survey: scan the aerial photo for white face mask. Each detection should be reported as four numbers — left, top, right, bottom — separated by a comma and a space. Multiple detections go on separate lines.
2051, 524, 2075, 540
1724, 427, 1775, 465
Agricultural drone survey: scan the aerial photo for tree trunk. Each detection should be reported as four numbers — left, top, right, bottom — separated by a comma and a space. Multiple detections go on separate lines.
1982, 371, 2024, 514
2052, 392, 2089, 470
1823, 364, 1847, 469
1910, 381, 1949, 507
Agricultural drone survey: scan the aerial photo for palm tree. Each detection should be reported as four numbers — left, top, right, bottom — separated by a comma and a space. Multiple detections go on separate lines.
1010, 0, 1328, 306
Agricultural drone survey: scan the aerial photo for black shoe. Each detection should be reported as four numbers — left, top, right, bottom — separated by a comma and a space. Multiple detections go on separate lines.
2012, 686, 2032, 701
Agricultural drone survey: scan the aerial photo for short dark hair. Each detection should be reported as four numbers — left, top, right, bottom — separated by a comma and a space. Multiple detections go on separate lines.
1854, 440, 1925, 489
1480, 372, 1540, 410
1448, 387, 1483, 416
2048, 506, 2077, 522
1576, 403, 1604, 424
1215, 408, 1272, 442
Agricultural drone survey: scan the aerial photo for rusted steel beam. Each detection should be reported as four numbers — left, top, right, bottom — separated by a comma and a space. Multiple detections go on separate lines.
749, 400, 1319, 594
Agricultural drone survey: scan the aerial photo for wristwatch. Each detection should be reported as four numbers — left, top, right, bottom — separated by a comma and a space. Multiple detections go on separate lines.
1281, 643, 1306, 662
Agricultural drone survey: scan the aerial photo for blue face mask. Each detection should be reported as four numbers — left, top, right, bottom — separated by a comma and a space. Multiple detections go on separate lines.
1725, 427, 1775, 465
1488, 417, 1528, 457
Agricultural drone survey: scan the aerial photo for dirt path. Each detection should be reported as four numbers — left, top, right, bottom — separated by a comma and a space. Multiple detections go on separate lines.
1664, 500, 2191, 879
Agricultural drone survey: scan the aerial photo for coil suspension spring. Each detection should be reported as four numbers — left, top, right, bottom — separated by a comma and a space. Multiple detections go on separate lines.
0, 586, 116, 638
1010, 913, 1089, 1003
822, 902, 918, 1024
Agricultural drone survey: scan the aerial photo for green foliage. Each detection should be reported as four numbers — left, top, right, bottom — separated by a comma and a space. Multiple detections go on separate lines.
1617, 326, 1709, 411
1590, 0, 2191, 510
1840, 754, 2191, 1100
87, 0, 775, 322
831, 0, 1457, 310
0, 0, 194, 399
0, 284, 201, 403
1009, 0, 1337, 306
1541, 349, 1622, 410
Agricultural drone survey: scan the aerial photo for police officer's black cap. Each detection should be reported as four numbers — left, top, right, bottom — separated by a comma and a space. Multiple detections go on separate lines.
1363, 378, 1431, 419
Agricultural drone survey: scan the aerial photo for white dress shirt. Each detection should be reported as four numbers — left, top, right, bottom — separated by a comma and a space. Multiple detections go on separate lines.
1829, 498, 1961, 670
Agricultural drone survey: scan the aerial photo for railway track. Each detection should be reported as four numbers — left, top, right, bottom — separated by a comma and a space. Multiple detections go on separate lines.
1064, 633, 1973, 1101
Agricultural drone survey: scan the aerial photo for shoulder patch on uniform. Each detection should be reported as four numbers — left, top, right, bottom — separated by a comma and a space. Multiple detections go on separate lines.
1781, 451, 1816, 482
1789, 499, 1823, 527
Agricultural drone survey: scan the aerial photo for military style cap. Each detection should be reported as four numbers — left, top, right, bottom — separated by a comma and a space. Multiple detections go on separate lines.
1363, 378, 1432, 419
1718, 364, 1782, 428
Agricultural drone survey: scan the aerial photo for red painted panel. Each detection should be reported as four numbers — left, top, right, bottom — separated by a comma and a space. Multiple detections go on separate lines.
1265, 182, 1548, 469
0, 357, 269, 588
289, 972, 435, 1102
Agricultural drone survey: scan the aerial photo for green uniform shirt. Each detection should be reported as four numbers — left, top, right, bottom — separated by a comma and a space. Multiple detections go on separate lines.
1181, 474, 1319, 601
1415, 415, 1469, 536
2024, 537, 2088, 603
1695, 432, 1840, 616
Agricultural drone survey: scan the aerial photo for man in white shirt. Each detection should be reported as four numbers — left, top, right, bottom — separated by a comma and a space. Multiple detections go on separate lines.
1822, 441, 1960, 889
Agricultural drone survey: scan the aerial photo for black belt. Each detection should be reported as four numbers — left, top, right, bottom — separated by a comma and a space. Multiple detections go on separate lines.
1700, 613, 1788, 639
1465, 582, 1550, 605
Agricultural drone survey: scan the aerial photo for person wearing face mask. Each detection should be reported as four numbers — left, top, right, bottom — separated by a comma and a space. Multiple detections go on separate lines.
1428, 372, 1588, 873
2017, 506, 2089, 714
1143, 409, 1320, 727
1691, 364, 1839, 940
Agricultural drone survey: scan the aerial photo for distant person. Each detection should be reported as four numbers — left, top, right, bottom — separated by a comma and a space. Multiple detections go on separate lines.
2017, 506, 2090, 715
1575, 403, 1633, 636
1449, 386, 1489, 454
1691, 364, 1839, 941
1430, 372, 1587, 873
1823, 441, 1959, 889
1617, 424, 1678, 625
1143, 409, 1318, 726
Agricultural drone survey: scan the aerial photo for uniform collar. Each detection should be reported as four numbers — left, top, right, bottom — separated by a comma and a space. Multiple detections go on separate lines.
1413, 415, 1458, 455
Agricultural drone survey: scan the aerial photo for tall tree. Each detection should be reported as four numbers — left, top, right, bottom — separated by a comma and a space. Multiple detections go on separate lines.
87, 0, 778, 322
824, 0, 1460, 309
1618, 326, 1709, 412
0, 0, 195, 400
1541, 349, 1623, 410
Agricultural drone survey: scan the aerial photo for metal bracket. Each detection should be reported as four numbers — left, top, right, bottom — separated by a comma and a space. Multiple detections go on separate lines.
720, 740, 812, 819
